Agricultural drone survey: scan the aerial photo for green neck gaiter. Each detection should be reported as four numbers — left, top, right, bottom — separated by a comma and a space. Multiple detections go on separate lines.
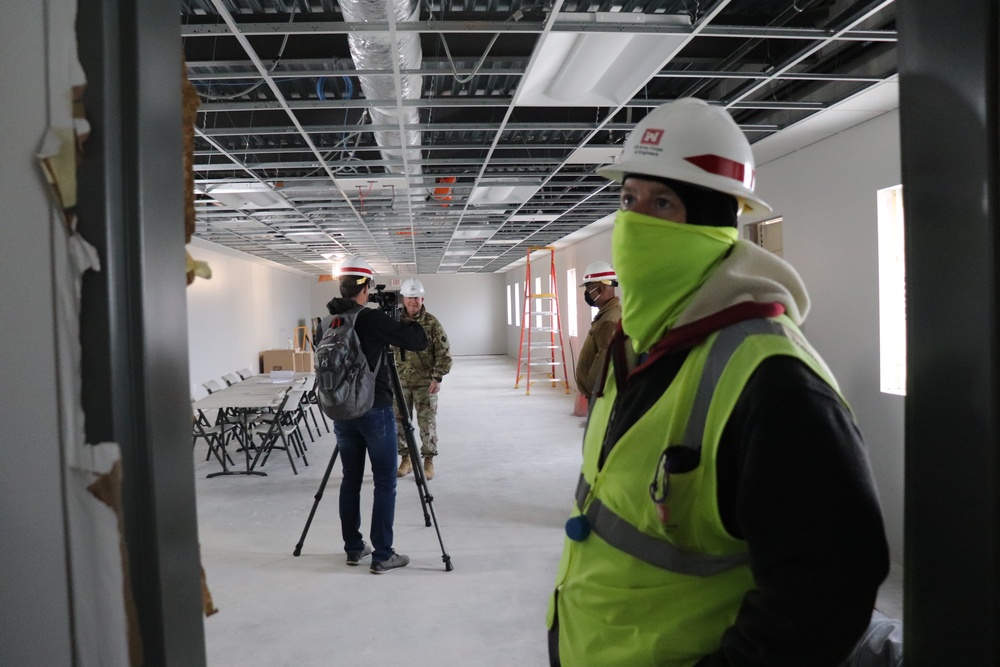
611, 210, 738, 353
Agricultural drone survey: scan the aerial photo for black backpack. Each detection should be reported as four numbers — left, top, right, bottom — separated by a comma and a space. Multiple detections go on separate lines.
315, 306, 382, 420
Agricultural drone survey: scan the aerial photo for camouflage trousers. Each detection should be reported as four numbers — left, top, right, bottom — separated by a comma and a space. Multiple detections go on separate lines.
394, 384, 439, 457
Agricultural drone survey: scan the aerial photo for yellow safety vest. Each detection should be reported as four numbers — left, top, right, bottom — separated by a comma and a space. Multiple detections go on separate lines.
548, 315, 843, 666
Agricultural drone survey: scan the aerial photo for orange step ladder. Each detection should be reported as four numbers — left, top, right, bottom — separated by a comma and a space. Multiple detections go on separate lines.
515, 246, 570, 395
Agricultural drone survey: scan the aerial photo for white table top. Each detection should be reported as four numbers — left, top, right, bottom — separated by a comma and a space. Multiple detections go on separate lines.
193, 373, 313, 410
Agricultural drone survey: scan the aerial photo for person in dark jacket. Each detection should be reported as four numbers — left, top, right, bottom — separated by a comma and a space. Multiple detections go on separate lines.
326, 255, 427, 574
547, 98, 890, 666
574, 260, 622, 399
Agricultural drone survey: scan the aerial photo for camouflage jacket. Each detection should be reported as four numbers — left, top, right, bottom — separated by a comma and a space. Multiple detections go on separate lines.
394, 306, 452, 387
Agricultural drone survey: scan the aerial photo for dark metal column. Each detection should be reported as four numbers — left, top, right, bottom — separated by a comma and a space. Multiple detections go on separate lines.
898, 0, 1000, 664
77, 0, 206, 664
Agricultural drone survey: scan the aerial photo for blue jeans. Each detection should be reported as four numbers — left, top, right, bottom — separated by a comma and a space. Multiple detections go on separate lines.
334, 404, 398, 563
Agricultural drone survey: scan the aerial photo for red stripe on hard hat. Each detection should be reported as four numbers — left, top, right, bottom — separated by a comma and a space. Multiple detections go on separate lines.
684, 154, 755, 189
344, 266, 373, 276
586, 271, 616, 280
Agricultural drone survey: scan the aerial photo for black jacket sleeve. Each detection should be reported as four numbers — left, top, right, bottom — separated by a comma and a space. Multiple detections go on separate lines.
698, 356, 890, 666
354, 308, 428, 407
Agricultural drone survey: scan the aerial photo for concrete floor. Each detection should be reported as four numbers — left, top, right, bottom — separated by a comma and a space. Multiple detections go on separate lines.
194, 354, 903, 666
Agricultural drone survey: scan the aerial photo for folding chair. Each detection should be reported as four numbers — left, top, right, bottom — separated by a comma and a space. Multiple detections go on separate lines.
201, 379, 254, 457
194, 391, 230, 461
192, 405, 238, 475
248, 389, 309, 474
221, 372, 240, 387
202, 379, 223, 395
290, 388, 319, 445
237, 368, 255, 380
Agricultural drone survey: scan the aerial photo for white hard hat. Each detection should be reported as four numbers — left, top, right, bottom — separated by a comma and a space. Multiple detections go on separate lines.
597, 97, 771, 213
580, 261, 617, 286
400, 278, 425, 297
337, 255, 375, 283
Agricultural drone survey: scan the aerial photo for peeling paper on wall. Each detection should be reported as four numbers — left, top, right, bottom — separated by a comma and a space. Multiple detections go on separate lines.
38, 0, 137, 664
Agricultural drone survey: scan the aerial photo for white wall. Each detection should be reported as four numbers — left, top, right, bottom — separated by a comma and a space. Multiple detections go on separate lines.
186, 238, 315, 398
754, 110, 904, 561
0, 3, 75, 664
310, 272, 506, 356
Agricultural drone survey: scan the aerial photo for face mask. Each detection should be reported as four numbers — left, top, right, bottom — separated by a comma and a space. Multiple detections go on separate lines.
583, 290, 597, 308
611, 210, 737, 352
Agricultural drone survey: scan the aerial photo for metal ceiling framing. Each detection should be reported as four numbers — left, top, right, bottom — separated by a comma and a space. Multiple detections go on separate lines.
182, 0, 897, 277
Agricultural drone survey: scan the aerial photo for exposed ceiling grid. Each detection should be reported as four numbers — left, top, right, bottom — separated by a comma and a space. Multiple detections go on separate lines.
182, 0, 897, 277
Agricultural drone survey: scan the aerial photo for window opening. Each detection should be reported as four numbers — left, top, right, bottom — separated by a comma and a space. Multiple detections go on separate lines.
567, 268, 578, 337
878, 185, 907, 396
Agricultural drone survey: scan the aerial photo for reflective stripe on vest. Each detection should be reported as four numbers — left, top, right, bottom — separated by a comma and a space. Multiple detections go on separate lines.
678, 318, 785, 453
574, 318, 792, 576
575, 477, 749, 576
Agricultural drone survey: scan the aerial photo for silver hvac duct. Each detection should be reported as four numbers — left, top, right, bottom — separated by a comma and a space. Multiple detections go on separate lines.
340, 0, 423, 185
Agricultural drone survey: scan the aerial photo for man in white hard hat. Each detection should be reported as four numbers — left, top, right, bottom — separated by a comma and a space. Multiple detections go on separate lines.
393, 278, 452, 480
575, 260, 622, 400
324, 256, 427, 574
548, 98, 889, 666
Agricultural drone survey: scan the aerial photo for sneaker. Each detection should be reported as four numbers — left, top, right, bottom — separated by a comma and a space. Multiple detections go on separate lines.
370, 551, 410, 574
422, 456, 435, 480
396, 456, 412, 478
346, 542, 372, 566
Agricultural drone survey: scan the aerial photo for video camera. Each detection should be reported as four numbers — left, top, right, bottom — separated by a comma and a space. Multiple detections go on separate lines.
368, 283, 401, 319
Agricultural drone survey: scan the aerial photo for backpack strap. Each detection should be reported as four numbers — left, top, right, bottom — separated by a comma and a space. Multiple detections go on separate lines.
344, 304, 383, 374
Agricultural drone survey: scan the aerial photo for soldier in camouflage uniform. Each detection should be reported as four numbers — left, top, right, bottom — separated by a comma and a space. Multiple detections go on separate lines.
394, 278, 452, 480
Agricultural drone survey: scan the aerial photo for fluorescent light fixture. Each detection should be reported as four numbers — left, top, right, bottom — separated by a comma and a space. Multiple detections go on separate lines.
201, 183, 273, 194
444, 248, 477, 255
468, 184, 541, 205
452, 227, 495, 239
209, 191, 292, 211
484, 239, 520, 245
284, 231, 333, 242
515, 13, 690, 107
565, 146, 623, 165
206, 183, 294, 210
508, 213, 560, 222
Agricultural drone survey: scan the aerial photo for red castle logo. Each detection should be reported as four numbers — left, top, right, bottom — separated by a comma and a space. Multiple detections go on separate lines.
641, 129, 664, 146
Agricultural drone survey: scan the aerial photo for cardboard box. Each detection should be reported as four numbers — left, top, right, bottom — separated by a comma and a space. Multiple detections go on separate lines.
294, 351, 314, 372
260, 349, 296, 373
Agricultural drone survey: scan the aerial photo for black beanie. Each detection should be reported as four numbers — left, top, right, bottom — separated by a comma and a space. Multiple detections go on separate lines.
624, 174, 738, 228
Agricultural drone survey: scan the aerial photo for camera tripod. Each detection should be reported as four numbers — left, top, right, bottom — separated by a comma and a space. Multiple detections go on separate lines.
293, 346, 453, 572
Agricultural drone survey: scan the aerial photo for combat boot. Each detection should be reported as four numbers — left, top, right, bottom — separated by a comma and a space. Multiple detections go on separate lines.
397, 454, 412, 477
423, 456, 434, 480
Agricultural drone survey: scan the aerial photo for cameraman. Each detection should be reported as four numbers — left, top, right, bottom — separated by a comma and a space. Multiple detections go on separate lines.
325, 256, 427, 574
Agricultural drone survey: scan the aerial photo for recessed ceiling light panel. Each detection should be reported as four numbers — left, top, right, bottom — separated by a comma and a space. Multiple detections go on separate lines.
516, 14, 690, 107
